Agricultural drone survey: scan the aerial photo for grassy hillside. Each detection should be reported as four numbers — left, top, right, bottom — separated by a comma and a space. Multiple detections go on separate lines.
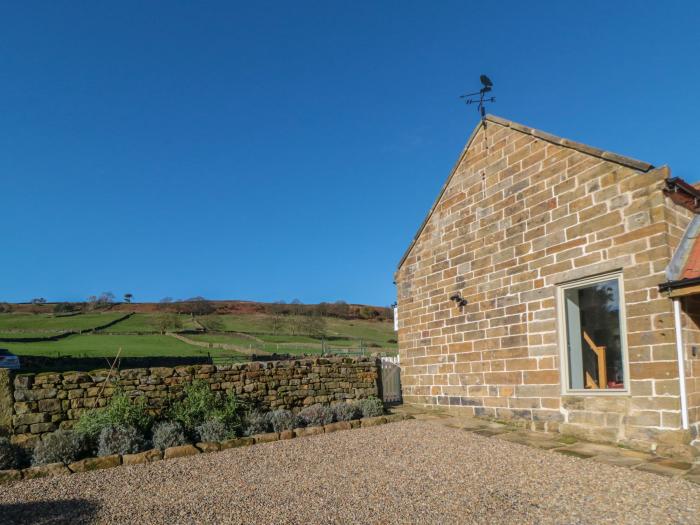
0, 311, 397, 361
0, 312, 125, 335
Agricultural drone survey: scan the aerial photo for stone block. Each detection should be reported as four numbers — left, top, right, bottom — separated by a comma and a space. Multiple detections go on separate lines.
69, 455, 121, 473
0, 469, 22, 482
279, 430, 294, 440
220, 437, 254, 450
164, 445, 200, 460
195, 442, 221, 453
23, 463, 70, 479
293, 426, 324, 438
324, 421, 351, 433
253, 432, 279, 444
122, 448, 163, 465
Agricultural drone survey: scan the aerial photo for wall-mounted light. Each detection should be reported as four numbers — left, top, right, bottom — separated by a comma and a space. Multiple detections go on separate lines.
449, 292, 468, 307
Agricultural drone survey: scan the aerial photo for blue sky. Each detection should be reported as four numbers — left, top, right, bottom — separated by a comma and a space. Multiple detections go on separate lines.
2, 1, 699, 305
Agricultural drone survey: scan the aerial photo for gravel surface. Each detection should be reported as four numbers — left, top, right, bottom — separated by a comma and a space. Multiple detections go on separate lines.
2, 420, 699, 524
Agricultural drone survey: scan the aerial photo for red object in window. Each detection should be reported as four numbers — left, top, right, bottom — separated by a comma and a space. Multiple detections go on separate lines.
607, 380, 624, 389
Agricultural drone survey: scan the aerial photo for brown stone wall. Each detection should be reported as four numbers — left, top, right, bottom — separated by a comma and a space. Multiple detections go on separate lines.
6, 357, 379, 446
395, 118, 689, 452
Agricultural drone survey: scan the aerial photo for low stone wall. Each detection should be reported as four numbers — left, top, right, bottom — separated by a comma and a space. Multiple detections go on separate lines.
1, 357, 379, 446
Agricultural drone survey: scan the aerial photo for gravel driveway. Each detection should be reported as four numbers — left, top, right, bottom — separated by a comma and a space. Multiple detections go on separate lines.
2, 420, 699, 524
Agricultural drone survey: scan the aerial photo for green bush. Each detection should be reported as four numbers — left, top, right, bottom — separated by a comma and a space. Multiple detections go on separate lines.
196, 419, 230, 442
97, 425, 147, 457
152, 420, 187, 450
0, 437, 21, 470
74, 390, 153, 441
359, 397, 384, 418
298, 404, 334, 427
169, 380, 243, 435
333, 402, 361, 421
32, 430, 88, 466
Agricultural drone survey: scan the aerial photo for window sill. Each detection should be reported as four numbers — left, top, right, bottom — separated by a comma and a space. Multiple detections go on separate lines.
562, 389, 630, 397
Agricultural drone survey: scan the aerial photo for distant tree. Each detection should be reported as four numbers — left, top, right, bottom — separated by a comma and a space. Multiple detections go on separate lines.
287, 315, 305, 336
302, 315, 327, 338
123, 293, 133, 304
152, 313, 183, 335
331, 300, 349, 318
97, 292, 115, 307
30, 297, 46, 314
182, 297, 215, 317
268, 313, 286, 335
198, 315, 224, 332
85, 296, 98, 311
53, 302, 75, 314
0, 303, 12, 313
157, 297, 173, 311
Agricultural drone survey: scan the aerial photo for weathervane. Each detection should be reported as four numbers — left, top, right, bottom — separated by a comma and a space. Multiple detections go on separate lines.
460, 75, 495, 118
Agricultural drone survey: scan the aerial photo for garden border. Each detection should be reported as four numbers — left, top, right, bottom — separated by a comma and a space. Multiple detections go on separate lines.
0, 413, 411, 482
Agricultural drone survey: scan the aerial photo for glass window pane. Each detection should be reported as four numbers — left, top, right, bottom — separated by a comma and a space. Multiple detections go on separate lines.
564, 278, 624, 390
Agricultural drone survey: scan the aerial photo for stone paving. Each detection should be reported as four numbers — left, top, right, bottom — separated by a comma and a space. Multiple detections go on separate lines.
392, 405, 700, 484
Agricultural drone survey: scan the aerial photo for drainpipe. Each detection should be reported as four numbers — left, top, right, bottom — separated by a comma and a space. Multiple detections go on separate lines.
672, 298, 690, 430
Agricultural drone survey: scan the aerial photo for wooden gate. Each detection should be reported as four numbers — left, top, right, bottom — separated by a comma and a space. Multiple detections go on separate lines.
381, 356, 402, 404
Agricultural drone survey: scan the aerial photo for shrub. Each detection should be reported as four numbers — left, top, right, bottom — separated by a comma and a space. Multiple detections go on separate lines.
359, 397, 384, 418
196, 419, 230, 442
97, 425, 147, 457
243, 410, 270, 436
169, 380, 243, 435
267, 409, 295, 432
74, 390, 152, 441
333, 402, 361, 422
0, 437, 20, 470
151, 420, 188, 450
298, 404, 334, 427
32, 430, 87, 466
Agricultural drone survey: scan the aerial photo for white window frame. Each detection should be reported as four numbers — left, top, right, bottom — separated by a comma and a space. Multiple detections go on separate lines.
556, 271, 630, 396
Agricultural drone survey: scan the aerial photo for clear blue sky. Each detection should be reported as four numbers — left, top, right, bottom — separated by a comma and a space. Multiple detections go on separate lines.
2, 1, 699, 305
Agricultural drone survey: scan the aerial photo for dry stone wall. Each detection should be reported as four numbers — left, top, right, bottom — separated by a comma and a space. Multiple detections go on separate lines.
2, 357, 379, 446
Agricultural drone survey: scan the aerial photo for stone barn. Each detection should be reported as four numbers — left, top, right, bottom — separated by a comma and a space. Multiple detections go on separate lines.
394, 114, 700, 457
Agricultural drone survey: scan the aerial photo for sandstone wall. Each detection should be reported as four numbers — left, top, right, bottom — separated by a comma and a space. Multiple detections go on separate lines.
395, 115, 693, 453
5, 357, 379, 446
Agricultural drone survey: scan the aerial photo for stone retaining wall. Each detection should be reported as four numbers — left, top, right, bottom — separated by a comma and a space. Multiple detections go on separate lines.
1, 357, 379, 446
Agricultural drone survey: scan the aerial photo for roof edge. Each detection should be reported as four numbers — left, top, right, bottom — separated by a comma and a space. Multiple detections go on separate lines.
484, 115, 655, 172
394, 118, 486, 276
395, 115, 657, 275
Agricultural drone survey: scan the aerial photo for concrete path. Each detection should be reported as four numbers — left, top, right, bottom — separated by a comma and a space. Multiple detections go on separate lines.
393, 404, 700, 483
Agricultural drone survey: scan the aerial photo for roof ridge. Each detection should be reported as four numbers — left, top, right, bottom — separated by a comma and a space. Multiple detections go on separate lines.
484, 114, 654, 172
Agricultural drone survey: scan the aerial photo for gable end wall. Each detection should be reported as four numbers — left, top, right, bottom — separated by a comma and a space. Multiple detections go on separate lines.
396, 121, 691, 452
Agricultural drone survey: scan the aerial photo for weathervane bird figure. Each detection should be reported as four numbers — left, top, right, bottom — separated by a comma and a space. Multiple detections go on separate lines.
460, 75, 496, 118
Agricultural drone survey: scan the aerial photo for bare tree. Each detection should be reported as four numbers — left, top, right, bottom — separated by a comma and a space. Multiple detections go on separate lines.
303, 315, 327, 338
123, 293, 133, 304
268, 313, 286, 335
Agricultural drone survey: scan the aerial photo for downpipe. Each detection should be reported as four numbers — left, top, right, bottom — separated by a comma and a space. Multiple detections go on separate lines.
673, 298, 690, 430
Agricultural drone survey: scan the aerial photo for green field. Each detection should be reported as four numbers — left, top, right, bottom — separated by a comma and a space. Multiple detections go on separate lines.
1, 333, 246, 359
0, 312, 396, 360
0, 312, 125, 333
100, 313, 199, 333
